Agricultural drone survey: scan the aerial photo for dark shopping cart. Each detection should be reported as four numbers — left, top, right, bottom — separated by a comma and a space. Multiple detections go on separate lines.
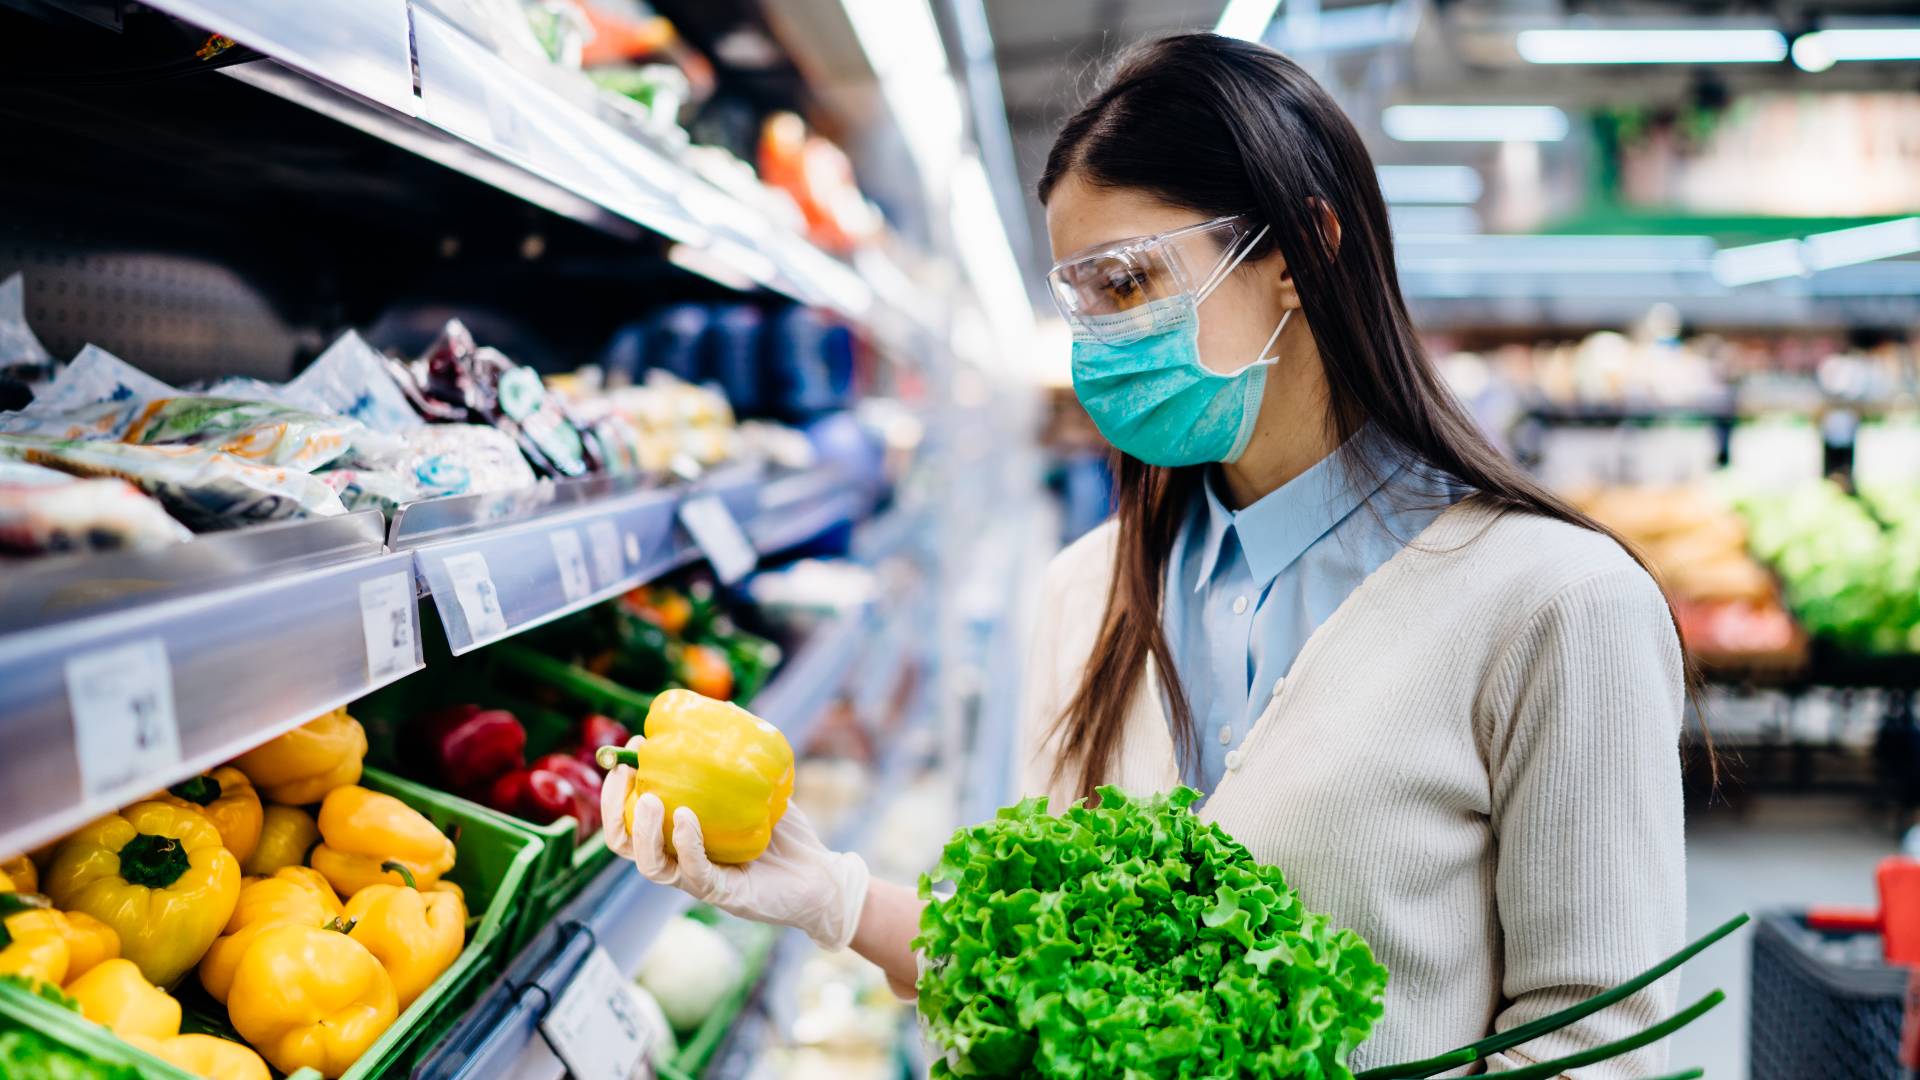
1750, 910, 1908, 1080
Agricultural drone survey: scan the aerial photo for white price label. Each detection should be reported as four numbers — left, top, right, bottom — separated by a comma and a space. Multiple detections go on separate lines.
540, 946, 653, 1080
66, 638, 181, 800
443, 551, 509, 641
678, 495, 757, 585
550, 528, 593, 603
587, 519, 625, 586
358, 572, 418, 682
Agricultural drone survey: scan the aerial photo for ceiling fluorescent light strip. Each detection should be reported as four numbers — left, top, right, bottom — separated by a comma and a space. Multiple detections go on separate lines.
1382, 105, 1569, 142
1516, 29, 1786, 64
1216, 0, 1283, 42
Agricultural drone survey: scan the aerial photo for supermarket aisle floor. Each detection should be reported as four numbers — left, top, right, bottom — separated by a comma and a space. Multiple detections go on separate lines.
1671, 797, 1894, 1077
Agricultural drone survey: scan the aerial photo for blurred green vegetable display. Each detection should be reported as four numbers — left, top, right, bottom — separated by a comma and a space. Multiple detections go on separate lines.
913, 787, 1388, 1079
1734, 480, 1920, 654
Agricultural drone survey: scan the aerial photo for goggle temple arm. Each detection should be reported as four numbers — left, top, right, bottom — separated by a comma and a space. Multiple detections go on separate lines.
1193, 224, 1271, 307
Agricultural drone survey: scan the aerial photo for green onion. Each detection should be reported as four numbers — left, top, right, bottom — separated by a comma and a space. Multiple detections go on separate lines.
1378, 990, 1724, 1080
1356, 912, 1749, 1080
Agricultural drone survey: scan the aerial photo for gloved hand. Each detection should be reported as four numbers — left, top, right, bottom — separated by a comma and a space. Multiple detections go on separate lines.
600, 741, 869, 951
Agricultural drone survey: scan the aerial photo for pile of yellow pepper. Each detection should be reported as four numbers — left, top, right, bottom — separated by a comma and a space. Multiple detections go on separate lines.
1, 707, 468, 1080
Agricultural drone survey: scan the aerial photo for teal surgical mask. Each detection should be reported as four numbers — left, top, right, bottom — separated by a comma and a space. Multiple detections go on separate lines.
1071, 297, 1292, 468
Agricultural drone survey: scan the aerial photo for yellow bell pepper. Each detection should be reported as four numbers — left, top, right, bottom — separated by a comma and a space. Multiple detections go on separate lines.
231, 708, 367, 806
310, 787, 455, 898
157, 767, 263, 865
54, 909, 120, 982
228, 922, 397, 1078
243, 805, 321, 877
46, 801, 240, 987
133, 1034, 271, 1080
198, 867, 345, 1003
1, 854, 37, 893
66, 957, 181, 1041
0, 893, 68, 987
344, 863, 466, 1009
606, 689, 794, 864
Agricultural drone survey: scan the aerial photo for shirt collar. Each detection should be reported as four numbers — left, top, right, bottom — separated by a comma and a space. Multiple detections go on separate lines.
1191, 424, 1405, 591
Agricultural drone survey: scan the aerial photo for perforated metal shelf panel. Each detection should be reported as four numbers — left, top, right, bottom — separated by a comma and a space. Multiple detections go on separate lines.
1, 231, 300, 383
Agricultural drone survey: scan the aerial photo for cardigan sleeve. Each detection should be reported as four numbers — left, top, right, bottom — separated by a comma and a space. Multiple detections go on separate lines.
1012, 545, 1073, 802
1478, 564, 1688, 1076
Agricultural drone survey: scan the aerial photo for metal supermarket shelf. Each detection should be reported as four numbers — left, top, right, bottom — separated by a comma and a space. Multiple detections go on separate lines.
394, 460, 876, 656
133, 0, 929, 344
0, 460, 875, 859
0, 510, 425, 857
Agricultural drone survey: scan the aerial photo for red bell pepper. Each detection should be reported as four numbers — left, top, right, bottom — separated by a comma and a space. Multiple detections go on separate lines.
486, 754, 601, 839
574, 714, 630, 772
420, 705, 526, 788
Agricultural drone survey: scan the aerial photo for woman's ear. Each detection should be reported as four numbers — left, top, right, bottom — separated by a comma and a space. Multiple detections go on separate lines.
1309, 196, 1343, 258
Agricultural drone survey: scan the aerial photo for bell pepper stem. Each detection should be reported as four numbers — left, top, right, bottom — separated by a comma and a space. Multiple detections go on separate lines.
379, 860, 419, 890
324, 916, 357, 934
596, 746, 638, 770
0, 892, 51, 916
117, 833, 191, 889
167, 774, 222, 806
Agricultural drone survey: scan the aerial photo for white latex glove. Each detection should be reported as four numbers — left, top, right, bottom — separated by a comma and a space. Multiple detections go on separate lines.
599, 739, 870, 951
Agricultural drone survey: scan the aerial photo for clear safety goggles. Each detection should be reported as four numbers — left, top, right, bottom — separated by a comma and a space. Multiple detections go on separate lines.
1047, 215, 1269, 345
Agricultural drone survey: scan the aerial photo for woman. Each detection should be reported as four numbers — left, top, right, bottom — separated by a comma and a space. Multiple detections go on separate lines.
603, 33, 1689, 1074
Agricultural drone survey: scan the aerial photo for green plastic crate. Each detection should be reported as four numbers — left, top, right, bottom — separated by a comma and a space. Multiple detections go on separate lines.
1, 770, 534, 1080
653, 917, 781, 1080
339, 768, 539, 1078
0, 976, 322, 1080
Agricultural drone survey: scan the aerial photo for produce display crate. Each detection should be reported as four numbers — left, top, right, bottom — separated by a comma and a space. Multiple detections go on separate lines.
1, 770, 535, 1080
0, 978, 322, 1080
1749, 909, 1906, 1080
654, 914, 782, 1080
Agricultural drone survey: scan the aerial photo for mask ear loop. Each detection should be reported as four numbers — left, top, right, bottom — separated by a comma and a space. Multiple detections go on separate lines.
1191, 224, 1292, 377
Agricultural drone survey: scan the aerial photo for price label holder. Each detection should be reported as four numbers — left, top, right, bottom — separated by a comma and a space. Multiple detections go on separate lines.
586, 518, 625, 586
678, 494, 757, 585
549, 528, 593, 603
540, 944, 653, 1080
358, 571, 419, 682
65, 637, 182, 801
443, 551, 509, 642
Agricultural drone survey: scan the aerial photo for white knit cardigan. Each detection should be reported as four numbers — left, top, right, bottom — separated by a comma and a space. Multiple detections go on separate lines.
1015, 499, 1687, 1076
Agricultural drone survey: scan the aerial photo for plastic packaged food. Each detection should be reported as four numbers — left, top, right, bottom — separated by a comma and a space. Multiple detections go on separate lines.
0, 273, 49, 361
21, 345, 174, 417
389, 321, 594, 479
0, 434, 346, 529
1, 396, 373, 472
321, 423, 537, 512
0, 469, 192, 554
286, 331, 425, 434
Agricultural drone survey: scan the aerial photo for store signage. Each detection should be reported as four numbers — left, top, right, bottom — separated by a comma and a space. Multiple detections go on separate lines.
550, 528, 593, 603
678, 494, 757, 585
541, 945, 653, 1080
358, 572, 418, 682
65, 637, 181, 801
443, 551, 509, 641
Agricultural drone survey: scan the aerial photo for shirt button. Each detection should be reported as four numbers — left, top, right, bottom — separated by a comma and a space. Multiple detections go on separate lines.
1231, 595, 1249, 615
1218, 725, 1233, 746
1225, 749, 1245, 770
1270, 679, 1285, 699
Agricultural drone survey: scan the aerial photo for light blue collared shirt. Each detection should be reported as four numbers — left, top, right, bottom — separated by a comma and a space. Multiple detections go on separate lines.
1163, 427, 1467, 794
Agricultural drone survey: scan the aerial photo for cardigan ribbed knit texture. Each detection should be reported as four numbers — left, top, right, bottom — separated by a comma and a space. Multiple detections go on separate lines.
1016, 499, 1687, 1075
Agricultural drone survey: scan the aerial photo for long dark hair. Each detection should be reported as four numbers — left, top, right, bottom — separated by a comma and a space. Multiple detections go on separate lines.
1039, 33, 1703, 800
